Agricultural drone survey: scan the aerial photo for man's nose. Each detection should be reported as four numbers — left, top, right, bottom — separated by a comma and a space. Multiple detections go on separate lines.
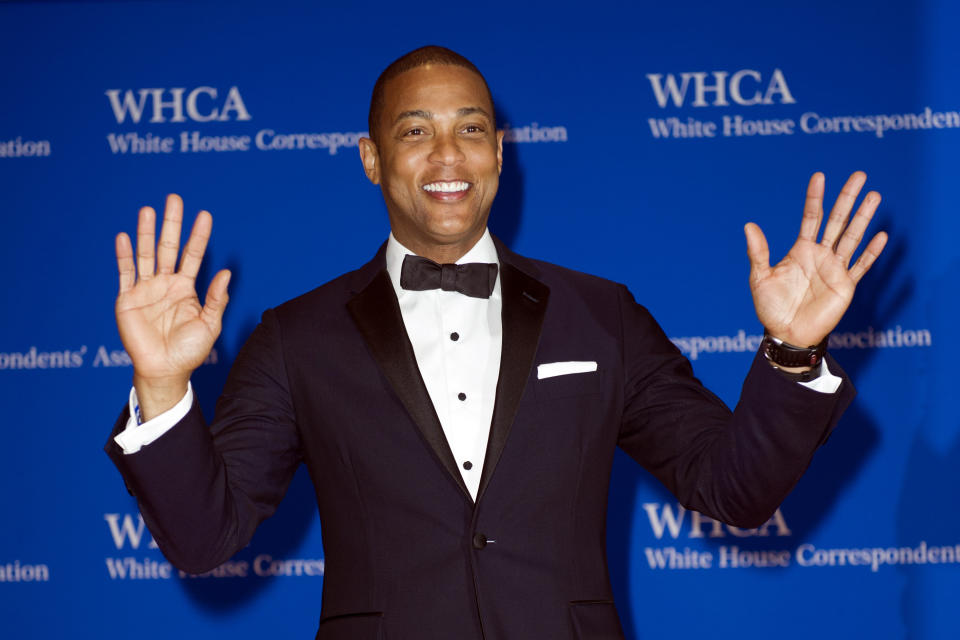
428, 132, 465, 166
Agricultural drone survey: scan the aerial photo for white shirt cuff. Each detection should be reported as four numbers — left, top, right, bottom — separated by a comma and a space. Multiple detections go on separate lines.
113, 382, 194, 454
798, 359, 842, 394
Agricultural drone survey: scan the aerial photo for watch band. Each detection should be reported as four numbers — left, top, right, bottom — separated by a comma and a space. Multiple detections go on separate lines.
771, 364, 821, 383
761, 332, 828, 368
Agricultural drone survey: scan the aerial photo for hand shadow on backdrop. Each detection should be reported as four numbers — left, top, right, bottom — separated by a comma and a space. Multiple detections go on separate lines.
174, 255, 321, 610
897, 257, 960, 632
605, 214, 910, 637
783, 216, 911, 540
489, 102, 525, 249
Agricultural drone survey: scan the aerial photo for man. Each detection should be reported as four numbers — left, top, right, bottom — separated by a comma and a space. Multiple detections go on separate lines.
106, 46, 886, 639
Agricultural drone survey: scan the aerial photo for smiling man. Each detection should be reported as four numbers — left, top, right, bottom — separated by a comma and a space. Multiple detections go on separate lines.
360, 55, 503, 263
106, 46, 886, 639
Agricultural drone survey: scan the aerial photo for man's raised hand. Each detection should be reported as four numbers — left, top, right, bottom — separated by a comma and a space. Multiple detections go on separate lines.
115, 194, 231, 420
744, 171, 887, 351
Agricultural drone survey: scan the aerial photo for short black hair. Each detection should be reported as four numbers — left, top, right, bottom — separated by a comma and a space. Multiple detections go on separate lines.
367, 45, 495, 143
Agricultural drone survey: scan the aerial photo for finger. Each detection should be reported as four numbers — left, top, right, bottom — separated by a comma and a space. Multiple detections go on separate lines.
821, 171, 866, 248
835, 191, 881, 265
136, 206, 156, 279
797, 172, 825, 242
116, 232, 136, 294
201, 269, 232, 332
156, 194, 184, 275
744, 222, 771, 281
178, 210, 213, 280
849, 231, 888, 283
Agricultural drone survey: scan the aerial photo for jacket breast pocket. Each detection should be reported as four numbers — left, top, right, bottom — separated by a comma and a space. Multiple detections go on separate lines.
315, 611, 383, 640
535, 369, 606, 401
569, 600, 625, 639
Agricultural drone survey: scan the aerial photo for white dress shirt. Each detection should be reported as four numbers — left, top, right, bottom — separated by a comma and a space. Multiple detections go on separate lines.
385, 230, 502, 499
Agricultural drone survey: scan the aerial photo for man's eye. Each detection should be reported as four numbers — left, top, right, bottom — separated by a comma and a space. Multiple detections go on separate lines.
462, 125, 484, 134
403, 128, 425, 136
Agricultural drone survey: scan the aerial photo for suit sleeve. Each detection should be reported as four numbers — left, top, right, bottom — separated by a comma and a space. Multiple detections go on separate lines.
104, 308, 302, 574
615, 285, 855, 528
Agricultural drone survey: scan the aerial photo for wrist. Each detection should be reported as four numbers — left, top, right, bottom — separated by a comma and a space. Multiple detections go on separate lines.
132, 373, 190, 421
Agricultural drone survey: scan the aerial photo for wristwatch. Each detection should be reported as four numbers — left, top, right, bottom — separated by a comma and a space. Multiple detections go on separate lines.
761, 332, 828, 370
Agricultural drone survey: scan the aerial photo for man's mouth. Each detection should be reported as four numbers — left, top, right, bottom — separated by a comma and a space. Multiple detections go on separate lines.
422, 180, 471, 195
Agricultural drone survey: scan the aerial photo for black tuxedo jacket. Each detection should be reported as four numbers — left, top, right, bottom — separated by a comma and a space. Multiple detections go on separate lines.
107, 238, 854, 640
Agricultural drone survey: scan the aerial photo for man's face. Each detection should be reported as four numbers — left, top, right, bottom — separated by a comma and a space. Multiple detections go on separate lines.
359, 64, 503, 260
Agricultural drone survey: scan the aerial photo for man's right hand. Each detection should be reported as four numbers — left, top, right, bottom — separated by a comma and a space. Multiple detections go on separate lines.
115, 194, 231, 421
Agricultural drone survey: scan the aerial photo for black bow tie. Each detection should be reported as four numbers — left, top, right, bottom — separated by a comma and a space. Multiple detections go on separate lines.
400, 255, 498, 299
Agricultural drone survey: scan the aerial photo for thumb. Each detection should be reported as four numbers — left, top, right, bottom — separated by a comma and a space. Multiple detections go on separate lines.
744, 222, 770, 280
201, 269, 232, 331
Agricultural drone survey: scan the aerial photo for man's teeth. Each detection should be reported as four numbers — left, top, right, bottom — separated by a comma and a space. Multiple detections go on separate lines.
423, 181, 469, 193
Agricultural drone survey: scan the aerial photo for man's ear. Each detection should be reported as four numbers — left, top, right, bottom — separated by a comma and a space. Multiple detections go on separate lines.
496, 129, 504, 175
358, 137, 381, 184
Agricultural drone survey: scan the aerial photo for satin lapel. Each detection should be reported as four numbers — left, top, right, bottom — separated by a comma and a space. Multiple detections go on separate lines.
476, 259, 550, 502
346, 269, 472, 502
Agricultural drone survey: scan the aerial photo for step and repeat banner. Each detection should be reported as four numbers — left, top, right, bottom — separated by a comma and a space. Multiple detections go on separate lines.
1, 1, 957, 638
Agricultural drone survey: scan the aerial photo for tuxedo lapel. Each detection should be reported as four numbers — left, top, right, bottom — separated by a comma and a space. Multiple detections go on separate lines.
477, 243, 550, 502
347, 265, 472, 502
345, 239, 549, 505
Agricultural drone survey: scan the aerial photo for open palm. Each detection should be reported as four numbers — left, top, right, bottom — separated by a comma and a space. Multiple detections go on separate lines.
745, 172, 887, 348
115, 195, 230, 416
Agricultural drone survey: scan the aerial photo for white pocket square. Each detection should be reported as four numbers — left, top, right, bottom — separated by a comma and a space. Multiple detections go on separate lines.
537, 361, 598, 379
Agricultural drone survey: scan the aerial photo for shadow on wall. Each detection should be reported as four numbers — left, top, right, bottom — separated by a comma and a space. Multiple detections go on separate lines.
489, 102, 525, 249
896, 258, 960, 634
176, 254, 321, 609
783, 219, 912, 541
605, 213, 914, 638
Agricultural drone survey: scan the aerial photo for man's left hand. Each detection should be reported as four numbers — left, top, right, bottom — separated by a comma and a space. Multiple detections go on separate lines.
745, 171, 887, 348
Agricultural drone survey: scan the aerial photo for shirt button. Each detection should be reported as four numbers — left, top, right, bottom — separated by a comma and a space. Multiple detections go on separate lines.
458, 392, 467, 401
463, 461, 473, 470
473, 533, 487, 549
450, 332, 460, 341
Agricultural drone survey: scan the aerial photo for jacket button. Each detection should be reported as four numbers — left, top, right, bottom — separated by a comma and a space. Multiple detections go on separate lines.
472, 533, 487, 549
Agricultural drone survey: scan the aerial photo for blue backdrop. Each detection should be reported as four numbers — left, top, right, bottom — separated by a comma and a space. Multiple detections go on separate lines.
1, 0, 957, 637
